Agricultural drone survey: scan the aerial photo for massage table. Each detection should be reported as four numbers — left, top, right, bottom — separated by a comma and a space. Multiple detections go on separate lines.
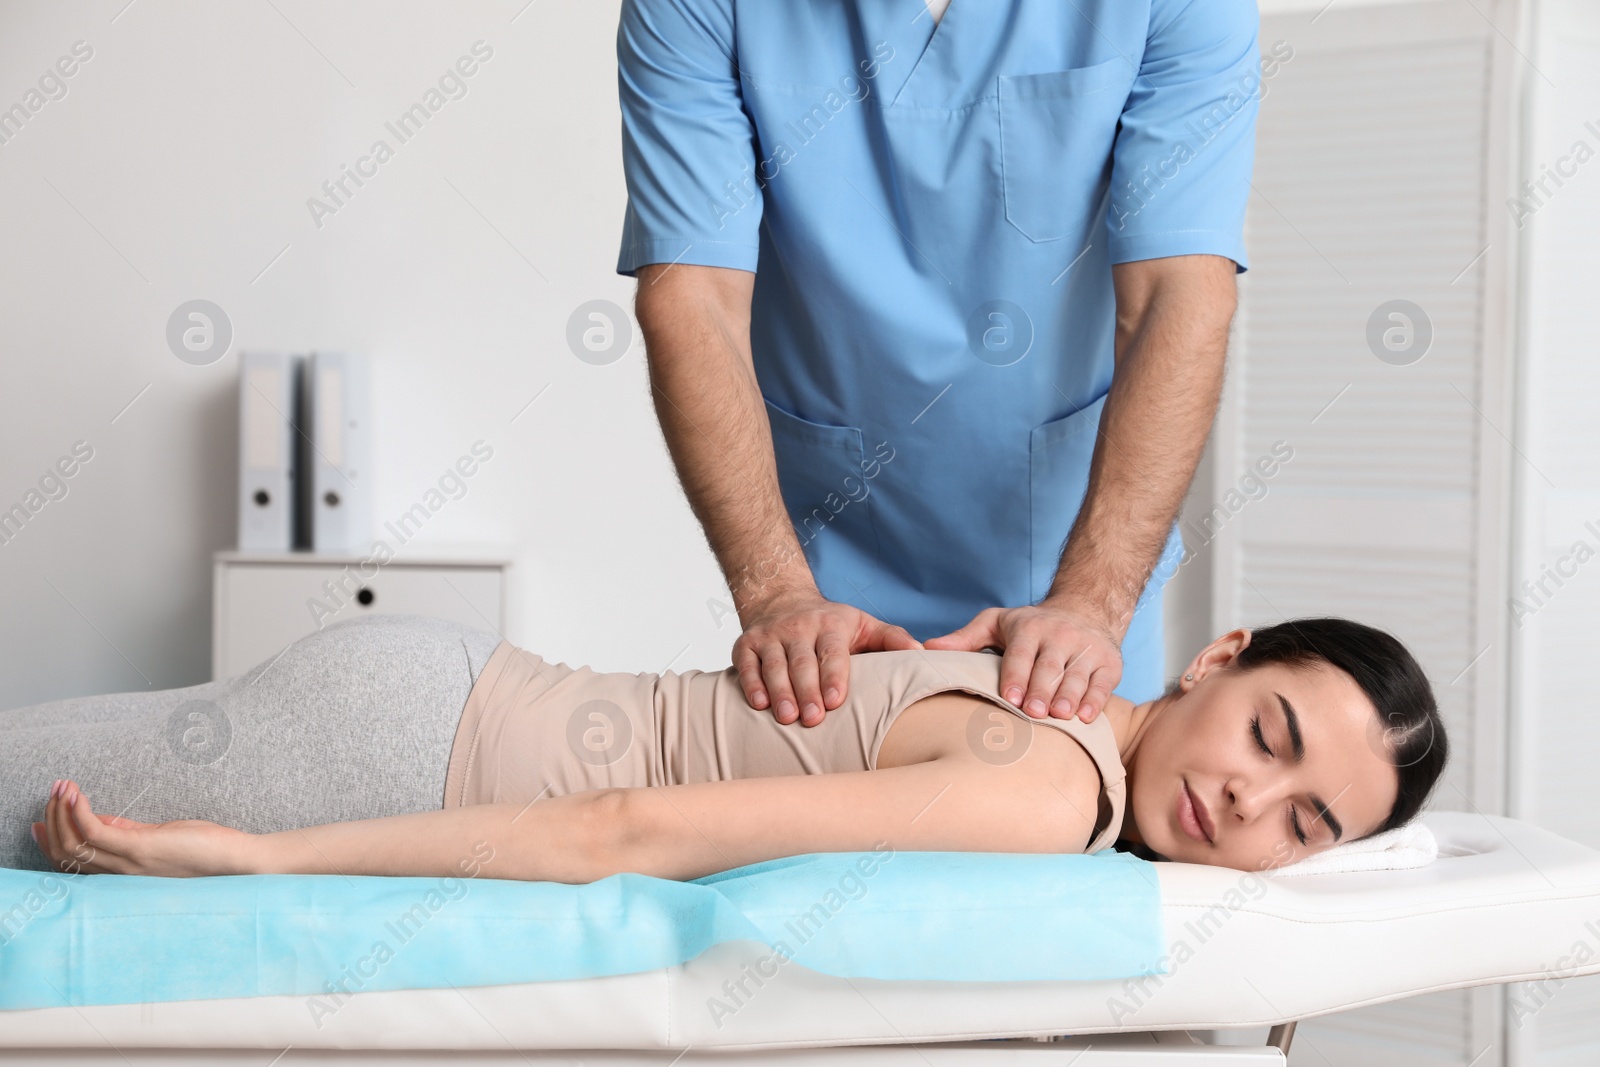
3, 811, 1598, 1065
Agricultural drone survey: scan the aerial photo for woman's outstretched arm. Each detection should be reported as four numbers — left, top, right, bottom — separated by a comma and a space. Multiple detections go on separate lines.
34, 779, 623, 881
36, 730, 1102, 881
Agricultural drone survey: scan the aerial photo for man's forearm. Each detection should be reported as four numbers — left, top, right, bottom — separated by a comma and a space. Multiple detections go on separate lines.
634, 263, 816, 616
1048, 255, 1236, 635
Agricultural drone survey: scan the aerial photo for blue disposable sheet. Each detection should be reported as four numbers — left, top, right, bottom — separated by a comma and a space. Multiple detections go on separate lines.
0, 849, 1163, 1011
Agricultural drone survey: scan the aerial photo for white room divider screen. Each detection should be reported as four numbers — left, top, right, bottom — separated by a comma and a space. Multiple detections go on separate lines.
1202, 0, 1594, 1063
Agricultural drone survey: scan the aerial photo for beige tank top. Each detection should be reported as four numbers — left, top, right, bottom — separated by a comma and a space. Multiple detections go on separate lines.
442, 642, 1127, 853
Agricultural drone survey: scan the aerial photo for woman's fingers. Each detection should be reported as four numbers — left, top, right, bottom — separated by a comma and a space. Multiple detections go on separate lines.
42, 780, 132, 875
38, 778, 248, 878
44, 781, 72, 870
54, 783, 98, 873
63, 787, 139, 874
45, 783, 82, 873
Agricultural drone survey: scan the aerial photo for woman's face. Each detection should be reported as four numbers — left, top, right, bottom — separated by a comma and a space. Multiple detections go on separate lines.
1125, 629, 1399, 871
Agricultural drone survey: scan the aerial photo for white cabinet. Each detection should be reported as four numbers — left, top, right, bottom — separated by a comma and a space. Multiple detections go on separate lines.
211, 550, 509, 679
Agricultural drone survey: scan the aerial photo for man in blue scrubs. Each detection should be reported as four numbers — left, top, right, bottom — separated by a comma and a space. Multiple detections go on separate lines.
616, 0, 1259, 729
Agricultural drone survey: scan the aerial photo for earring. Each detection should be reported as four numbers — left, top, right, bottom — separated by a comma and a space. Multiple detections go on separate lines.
1184, 673, 1193, 680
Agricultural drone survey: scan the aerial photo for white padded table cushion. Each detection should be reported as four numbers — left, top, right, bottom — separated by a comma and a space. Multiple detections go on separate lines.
4, 812, 1598, 1052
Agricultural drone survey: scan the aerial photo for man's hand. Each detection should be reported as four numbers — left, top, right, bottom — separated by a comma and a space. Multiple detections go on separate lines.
923, 599, 1122, 724
735, 590, 922, 726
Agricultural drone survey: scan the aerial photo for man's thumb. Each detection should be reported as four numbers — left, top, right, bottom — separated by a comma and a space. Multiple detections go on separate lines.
921, 614, 995, 651
888, 624, 923, 650
865, 620, 923, 651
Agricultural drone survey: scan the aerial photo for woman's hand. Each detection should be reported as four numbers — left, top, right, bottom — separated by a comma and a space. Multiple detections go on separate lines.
32, 778, 258, 877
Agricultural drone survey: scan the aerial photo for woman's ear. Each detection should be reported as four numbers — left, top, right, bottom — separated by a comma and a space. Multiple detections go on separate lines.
1180, 628, 1252, 690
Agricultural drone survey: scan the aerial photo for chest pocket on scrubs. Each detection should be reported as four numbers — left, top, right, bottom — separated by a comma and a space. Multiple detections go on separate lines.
763, 397, 883, 587
998, 58, 1137, 244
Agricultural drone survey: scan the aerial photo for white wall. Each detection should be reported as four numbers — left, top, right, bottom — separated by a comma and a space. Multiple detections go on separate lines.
0, 0, 732, 707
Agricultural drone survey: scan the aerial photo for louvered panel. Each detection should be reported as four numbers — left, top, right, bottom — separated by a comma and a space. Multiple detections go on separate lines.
1243, 35, 1488, 496
1294, 990, 1474, 1066
1226, 9, 1500, 1066
1237, 543, 1476, 807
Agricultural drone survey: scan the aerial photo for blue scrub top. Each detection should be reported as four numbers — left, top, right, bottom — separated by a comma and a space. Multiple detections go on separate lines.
615, 0, 1259, 702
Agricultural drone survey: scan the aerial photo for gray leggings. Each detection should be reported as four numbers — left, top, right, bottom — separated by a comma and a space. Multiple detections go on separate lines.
0, 613, 501, 872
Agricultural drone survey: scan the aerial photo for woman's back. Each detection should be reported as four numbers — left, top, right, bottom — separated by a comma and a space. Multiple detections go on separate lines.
443, 642, 1126, 851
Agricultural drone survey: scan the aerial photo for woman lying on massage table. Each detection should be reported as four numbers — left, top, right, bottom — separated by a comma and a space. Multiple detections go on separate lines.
16, 612, 1446, 881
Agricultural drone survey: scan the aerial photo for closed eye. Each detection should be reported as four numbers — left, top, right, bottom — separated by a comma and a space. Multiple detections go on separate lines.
1250, 714, 1271, 756
1254, 723, 1305, 844
1250, 714, 1308, 844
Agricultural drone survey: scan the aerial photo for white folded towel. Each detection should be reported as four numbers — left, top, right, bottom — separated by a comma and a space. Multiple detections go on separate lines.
1265, 820, 1438, 877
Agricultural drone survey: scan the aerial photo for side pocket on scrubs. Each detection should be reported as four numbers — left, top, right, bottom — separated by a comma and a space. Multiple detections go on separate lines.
763, 397, 883, 596
997, 58, 1137, 244
1028, 394, 1107, 604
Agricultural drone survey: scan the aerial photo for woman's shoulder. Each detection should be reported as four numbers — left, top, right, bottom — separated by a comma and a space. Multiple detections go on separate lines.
878, 687, 1108, 852
866, 648, 1124, 849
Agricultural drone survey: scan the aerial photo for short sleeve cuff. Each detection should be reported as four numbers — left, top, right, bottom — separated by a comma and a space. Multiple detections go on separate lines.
1106, 230, 1249, 273
617, 237, 760, 277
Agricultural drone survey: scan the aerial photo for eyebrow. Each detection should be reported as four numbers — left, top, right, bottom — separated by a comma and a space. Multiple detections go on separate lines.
1276, 693, 1305, 760
1309, 795, 1344, 844
1275, 692, 1343, 843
